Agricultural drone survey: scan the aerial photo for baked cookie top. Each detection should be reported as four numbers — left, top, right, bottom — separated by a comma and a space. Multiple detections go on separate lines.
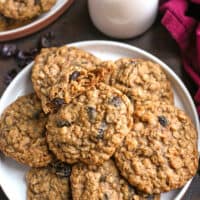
0, 93, 53, 167
46, 83, 133, 165
32, 46, 100, 113
112, 58, 174, 105
26, 164, 71, 200
70, 160, 160, 200
0, 0, 56, 20
115, 101, 198, 194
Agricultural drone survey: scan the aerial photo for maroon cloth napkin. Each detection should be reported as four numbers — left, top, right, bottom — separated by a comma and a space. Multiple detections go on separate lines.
160, 0, 200, 115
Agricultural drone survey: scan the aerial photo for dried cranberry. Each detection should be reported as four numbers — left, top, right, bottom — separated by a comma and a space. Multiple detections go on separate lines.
110, 96, 121, 107
69, 71, 80, 81
158, 116, 168, 127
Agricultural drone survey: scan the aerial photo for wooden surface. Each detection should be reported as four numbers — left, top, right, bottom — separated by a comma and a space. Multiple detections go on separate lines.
0, 0, 199, 199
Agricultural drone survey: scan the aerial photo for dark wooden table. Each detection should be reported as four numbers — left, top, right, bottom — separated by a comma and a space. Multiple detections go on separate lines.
0, 0, 199, 199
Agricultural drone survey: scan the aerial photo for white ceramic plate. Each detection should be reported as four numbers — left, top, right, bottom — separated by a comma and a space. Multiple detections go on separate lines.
0, 41, 199, 200
0, 0, 74, 41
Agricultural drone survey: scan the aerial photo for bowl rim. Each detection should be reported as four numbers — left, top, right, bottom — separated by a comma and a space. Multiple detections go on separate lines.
0, 0, 74, 41
0, 40, 199, 200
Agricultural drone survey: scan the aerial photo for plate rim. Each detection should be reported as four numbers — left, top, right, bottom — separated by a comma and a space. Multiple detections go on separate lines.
0, 0, 74, 41
0, 40, 199, 200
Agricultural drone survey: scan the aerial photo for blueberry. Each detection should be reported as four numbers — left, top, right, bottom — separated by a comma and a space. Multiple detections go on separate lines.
69, 71, 80, 81
1, 44, 17, 57
158, 116, 168, 127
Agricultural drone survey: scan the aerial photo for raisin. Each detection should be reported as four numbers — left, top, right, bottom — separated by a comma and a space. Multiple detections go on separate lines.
158, 116, 168, 127
69, 71, 80, 81
110, 96, 121, 107
147, 195, 154, 200
56, 120, 71, 128
51, 98, 65, 108
99, 176, 106, 182
39, 32, 56, 48
103, 193, 109, 200
0, 44, 17, 57
4, 68, 18, 85
51, 162, 71, 177
97, 121, 107, 139
33, 110, 41, 119
87, 106, 96, 122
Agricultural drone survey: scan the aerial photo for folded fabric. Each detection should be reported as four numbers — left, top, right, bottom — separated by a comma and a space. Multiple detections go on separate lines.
160, 0, 200, 115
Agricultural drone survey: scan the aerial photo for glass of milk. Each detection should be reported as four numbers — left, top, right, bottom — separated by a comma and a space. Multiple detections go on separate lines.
88, 0, 159, 39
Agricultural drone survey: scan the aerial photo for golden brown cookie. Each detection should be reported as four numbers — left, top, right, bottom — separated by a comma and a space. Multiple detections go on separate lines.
0, 0, 56, 20
115, 101, 198, 194
46, 83, 133, 165
112, 58, 174, 105
0, 93, 53, 167
70, 160, 160, 200
26, 164, 71, 200
32, 46, 101, 113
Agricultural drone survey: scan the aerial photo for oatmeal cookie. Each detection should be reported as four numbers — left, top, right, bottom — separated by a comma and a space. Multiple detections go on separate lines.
0, 93, 53, 167
115, 101, 198, 194
71, 160, 160, 200
32, 46, 100, 113
46, 83, 133, 165
112, 58, 174, 104
26, 165, 71, 200
0, 0, 56, 20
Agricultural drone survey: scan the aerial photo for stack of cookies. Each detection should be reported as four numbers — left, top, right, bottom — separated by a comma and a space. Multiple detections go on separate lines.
0, 45, 198, 200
